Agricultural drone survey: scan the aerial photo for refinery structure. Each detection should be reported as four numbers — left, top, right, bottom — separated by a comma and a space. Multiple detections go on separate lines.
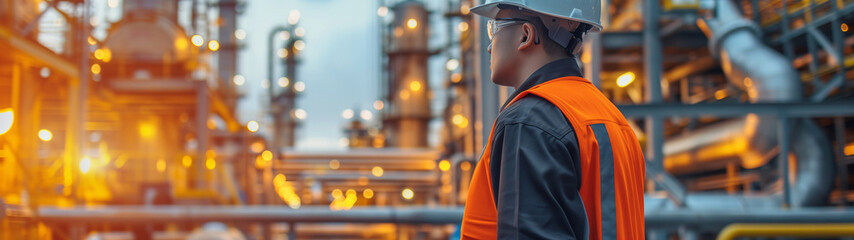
1, 0, 854, 239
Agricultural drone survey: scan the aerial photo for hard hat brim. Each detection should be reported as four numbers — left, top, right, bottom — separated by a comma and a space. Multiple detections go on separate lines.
469, 2, 603, 32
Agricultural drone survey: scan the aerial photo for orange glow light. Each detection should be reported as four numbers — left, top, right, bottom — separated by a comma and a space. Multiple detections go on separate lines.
208, 40, 220, 51
452, 114, 463, 125
407, 18, 418, 29
439, 160, 451, 171
205, 158, 216, 170
274, 174, 287, 187
139, 122, 156, 139
409, 81, 422, 91
460, 161, 472, 171
451, 73, 462, 83
90, 63, 101, 74
845, 143, 854, 156
94, 49, 105, 60
715, 89, 727, 100
101, 48, 112, 63
262, 150, 273, 162
80, 157, 91, 174
250, 141, 265, 153
247, 120, 259, 132
156, 158, 166, 172
38, 129, 52, 141
255, 156, 266, 169
616, 72, 635, 87
402, 188, 414, 200
372, 166, 384, 177
182, 155, 192, 168
191, 35, 204, 47
458, 22, 469, 32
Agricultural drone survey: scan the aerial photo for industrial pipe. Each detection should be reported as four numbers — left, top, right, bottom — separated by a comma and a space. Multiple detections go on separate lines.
716, 223, 854, 240
36, 206, 464, 225
661, 0, 835, 207
32, 205, 854, 232
645, 208, 854, 230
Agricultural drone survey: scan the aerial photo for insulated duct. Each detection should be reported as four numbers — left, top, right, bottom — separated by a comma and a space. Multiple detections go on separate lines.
660, 0, 835, 207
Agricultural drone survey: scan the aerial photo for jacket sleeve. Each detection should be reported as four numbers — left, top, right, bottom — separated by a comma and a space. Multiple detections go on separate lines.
490, 122, 587, 240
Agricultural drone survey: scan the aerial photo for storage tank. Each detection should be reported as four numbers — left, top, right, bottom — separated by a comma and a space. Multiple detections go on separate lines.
101, 0, 195, 83
383, 1, 431, 148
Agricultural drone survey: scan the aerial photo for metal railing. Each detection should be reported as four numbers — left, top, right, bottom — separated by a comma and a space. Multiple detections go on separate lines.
716, 223, 854, 240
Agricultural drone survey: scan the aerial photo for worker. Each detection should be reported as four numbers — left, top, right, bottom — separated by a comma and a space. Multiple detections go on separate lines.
461, 0, 645, 239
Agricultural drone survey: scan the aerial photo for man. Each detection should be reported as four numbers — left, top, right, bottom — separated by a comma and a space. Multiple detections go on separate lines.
461, 0, 645, 239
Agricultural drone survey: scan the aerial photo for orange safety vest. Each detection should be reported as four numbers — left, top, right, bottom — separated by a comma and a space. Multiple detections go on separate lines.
461, 76, 645, 239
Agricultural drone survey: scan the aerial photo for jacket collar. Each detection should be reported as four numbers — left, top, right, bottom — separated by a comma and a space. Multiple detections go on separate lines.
501, 58, 584, 110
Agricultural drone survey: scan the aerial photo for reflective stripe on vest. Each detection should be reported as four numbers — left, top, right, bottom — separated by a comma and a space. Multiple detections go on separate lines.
461, 76, 645, 240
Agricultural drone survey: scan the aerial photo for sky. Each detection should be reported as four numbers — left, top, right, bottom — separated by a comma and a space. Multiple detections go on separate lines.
235, 0, 453, 151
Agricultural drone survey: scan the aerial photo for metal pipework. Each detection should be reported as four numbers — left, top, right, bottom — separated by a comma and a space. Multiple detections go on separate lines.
36, 206, 464, 225
662, 0, 835, 207
31, 205, 854, 232
644, 193, 782, 225
645, 207, 854, 231
716, 223, 854, 240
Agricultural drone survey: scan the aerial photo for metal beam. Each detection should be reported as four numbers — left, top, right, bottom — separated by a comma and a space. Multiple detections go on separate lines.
646, 164, 686, 206
769, 3, 854, 45
810, 75, 845, 102
195, 82, 210, 188
19, 0, 60, 36
778, 117, 791, 207
835, 117, 848, 206
617, 102, 854, 118
280, 149, 439, 160
806, 26, 842, 68
663, 56, 716, 82
71, 1, 91, 203
276, 171, 438, 182
0, 26, 79, 82
643, 0, 672, 204
601, 31, 708, 49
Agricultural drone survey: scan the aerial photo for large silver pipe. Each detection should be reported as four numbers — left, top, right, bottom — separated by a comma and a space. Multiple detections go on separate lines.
645, 193, 781, 211
645, 207, 854, 231
660, 0, 835, 207
32, 205, 854, 231
36, 206, 464, 225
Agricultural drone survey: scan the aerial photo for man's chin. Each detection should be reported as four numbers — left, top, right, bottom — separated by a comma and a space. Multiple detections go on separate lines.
490, 77, 511, 87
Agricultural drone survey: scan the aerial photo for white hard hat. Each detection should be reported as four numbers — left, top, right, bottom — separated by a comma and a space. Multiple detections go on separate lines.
471, 0, 602, 48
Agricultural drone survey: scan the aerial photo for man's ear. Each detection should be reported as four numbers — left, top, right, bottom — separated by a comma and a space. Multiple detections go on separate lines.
518, 23, 536, 51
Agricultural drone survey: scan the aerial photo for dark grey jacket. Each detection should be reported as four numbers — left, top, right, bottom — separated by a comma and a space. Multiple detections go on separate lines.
489, 58, 588, 239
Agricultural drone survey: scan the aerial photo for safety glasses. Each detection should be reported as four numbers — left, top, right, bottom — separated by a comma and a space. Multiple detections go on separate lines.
486, 18, 532, 41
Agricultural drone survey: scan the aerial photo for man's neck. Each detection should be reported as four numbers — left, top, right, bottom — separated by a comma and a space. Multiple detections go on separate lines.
511, 55, 567, 88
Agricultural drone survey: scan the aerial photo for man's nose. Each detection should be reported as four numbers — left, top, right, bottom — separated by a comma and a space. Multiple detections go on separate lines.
487, 42, 492, 54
